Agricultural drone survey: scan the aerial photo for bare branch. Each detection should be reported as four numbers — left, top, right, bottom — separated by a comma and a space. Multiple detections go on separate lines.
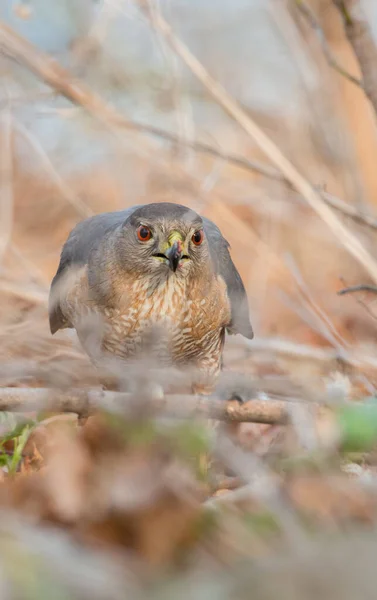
333, 0, 377, 117
139, 6, 377, 284
295, 0, 362, 87
1, 20, 376, 234
0, 20, 273, 181
337, 279, 377, 322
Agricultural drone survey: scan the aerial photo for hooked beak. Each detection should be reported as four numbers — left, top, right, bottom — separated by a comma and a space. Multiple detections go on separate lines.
166, 240, 182, 272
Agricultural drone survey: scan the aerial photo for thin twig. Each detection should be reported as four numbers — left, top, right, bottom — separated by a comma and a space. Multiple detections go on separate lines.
0, 387, 290, 424
338, 284, 377, 295
295, 0, 362, 87
286, 253, 350, 349
337, 278, 377, 322
14, 120, 93, 219
140, 6, 377, 284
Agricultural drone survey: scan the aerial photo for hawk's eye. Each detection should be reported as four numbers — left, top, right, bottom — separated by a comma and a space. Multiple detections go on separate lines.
192, 229, 204, 246
137, 225, 152, 241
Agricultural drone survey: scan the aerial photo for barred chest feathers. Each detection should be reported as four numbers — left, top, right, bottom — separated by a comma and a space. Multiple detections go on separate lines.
100, 271, 231, 366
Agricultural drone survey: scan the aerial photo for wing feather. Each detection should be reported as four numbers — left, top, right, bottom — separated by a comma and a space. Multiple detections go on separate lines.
49, 206, 140, 334
203, 217, 254, 339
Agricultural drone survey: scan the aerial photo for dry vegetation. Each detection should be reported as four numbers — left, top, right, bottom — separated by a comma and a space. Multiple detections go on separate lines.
2, 0, 377, 598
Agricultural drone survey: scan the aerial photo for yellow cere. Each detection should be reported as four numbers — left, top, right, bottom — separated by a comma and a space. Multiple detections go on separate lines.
167, 231, 185, 246
160, 230, 186, 253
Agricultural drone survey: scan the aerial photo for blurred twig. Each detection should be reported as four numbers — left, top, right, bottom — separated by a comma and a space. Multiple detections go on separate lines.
337, 279, 377, 322
9, 243, 48, 287
333, 0, 377, 117
245, 337, 377, 371
1, 280, 48, 304
0, 100, 13, 264
0, 387, 290, 424
284, 253, 352, 350
140, 6, 377, 284
319, 190, 377, 231
295, 0, 362, 87
14, 120, 93, 219
0, 20, 376, 234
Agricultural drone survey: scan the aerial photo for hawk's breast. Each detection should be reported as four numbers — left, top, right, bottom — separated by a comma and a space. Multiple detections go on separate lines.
100, 274, 231, 367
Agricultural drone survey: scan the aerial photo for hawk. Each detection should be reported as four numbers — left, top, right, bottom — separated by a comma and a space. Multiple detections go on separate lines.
49, 203, 253, 393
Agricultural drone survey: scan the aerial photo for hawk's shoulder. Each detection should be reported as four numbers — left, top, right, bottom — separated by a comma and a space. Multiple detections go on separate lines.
49, 205, 141, 334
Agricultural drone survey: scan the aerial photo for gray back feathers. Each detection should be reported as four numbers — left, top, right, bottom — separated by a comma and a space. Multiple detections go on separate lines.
49, 203, 253, 339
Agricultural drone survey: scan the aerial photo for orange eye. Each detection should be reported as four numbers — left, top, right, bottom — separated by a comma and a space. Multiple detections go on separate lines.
192, 229, 204, 246
137, 225, 152, 241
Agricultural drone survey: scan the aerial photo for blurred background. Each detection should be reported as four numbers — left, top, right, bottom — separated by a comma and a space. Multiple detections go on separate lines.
3, 0, 377, 352
1, 1, 377, 598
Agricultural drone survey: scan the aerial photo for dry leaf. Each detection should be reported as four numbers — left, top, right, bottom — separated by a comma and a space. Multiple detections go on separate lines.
287, 474, 377, 524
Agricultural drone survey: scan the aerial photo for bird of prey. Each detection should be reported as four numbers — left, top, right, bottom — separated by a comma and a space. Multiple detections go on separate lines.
49, 202, 253, 393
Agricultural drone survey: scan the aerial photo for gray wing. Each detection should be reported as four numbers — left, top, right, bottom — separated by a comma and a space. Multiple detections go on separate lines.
49, 205, 141, 334
203, 217, 254, 339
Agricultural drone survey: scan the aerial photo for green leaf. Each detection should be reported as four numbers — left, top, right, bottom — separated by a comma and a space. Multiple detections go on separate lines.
0, 453, 10, 468
338, 402, 377, 452
8, 424, 32, 475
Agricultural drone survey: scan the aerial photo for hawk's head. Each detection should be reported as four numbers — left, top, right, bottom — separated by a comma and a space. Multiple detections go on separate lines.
117, 203, 210, 279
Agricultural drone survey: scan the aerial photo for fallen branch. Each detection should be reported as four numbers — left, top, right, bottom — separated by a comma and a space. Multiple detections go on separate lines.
0, 387, 289, 424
